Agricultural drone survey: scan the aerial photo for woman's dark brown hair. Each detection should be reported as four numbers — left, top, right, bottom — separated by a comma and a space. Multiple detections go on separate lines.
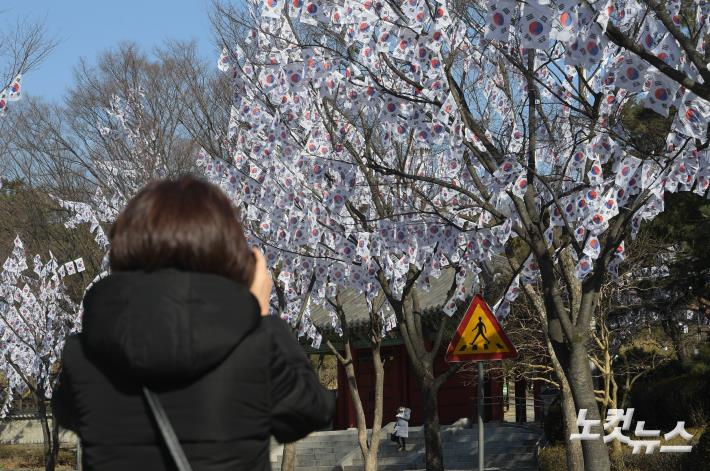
109, 175, 255, 286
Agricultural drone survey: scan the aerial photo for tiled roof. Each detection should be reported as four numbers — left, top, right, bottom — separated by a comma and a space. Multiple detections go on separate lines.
308, 255, 511, 343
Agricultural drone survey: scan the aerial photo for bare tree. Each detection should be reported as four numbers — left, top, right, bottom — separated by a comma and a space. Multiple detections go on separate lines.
0, 18, 55, 95
320, 290, 389, 471
5, 43, 199, 203
0, 17, 55, 176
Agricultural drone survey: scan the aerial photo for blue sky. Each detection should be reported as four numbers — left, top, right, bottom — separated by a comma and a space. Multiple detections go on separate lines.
7, 0, 220, 103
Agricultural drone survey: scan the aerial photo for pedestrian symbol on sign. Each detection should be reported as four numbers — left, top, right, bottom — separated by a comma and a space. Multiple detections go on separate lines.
470, 316, 489, 350
446, 295, 517, 362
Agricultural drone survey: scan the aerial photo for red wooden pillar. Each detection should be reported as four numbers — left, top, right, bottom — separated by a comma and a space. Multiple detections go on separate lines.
335, 357, 345, 429
335, 354, 349, 429
514, 377, 527, 423
398, 345, 408, 407
533, 380, 544, 422
347, 348, 358, 428
335, 349, 359, 429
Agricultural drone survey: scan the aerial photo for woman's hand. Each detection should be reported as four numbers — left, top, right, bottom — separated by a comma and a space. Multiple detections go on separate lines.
249, 247, 273, 316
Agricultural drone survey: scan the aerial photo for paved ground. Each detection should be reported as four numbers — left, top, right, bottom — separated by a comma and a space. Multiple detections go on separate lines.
270, 421, 542, 471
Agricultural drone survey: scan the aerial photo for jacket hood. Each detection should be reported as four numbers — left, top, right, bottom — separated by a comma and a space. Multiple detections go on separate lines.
81, 269, 261, 382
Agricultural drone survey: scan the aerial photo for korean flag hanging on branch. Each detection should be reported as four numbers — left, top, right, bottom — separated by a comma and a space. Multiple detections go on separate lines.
436, 92, 458, 124
259, 66, 282, 89
653, 33, 682, 66
587, 156, 604, 185
261, 0, 283, 19
614, 155, 642, 205
284, 62, 306, 91
675, 92, 710, 140
403, 0, 427, 32
8, 74, 22, 101
300, 1, 325, 26
217, 48, 231, 72
550, 0, 578, 43
610, 53, 647, 93
484, 0, 517, 42
432, 1, 452, 28
644, 73, 679, 117
579, 23, 606, 68
575, 256, 594, 280
0, 89, 8, 115
520, 1, 552, 49
638, 17, 662, 51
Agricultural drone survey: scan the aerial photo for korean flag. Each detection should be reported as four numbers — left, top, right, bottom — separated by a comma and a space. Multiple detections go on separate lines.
484, 0, 517, 42
519, 2, 552, 49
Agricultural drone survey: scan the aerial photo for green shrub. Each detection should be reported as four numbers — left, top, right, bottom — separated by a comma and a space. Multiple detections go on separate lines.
629, 364, 710, 429
685, 428, 710, 471
621, 451, 684, 471
538, 444, 567, 471
537, 442, 688, 471
543, 398, 566, 444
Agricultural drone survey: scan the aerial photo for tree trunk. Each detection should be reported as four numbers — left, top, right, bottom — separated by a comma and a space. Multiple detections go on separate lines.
36, 390, 57, 471
662, 317, 688, 363
328, 338, 384, 471
280, 442, 296, 471
51, 413, 60, 471
568, 343, 610, 471
345, 353, 372, 469
366, 342, 385, 471
536, 286, 584, 471
674, 336, 689, 363
421, 378, 444, 471
559, 378, 584, 471
364, 451, 378, 471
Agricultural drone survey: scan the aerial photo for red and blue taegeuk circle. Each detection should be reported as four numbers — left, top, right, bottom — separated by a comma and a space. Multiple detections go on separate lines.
528, 21, 544, 35
654, 88, 668, 101
625, 67, 639, 80
686, 107, 701, 123
559, 11, 572, 27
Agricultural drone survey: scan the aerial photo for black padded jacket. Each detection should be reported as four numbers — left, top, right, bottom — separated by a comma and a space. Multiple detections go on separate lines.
52, 269, 334, 471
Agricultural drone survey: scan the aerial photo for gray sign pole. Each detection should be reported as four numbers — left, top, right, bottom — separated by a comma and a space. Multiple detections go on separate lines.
477, 361, 485, 471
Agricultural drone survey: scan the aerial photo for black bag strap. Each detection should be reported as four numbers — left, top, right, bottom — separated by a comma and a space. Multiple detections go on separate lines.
142, 387, 193, 471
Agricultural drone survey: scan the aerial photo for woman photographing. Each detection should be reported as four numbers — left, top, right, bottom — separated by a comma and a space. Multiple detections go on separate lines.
52, 176, 334, 470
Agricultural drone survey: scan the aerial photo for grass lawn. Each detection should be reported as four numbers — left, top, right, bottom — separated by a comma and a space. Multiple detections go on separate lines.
0, 444, 75, 470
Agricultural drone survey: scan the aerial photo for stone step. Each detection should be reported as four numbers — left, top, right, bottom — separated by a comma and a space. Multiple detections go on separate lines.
269, 423, 541, 471
410, 469, 536, 471
326, 457, 412, 466
280, 467, 338, 471
343, 466, 407, 471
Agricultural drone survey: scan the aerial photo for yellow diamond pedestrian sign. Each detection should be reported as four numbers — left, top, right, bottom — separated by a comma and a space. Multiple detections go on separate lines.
445, 294, 517, 362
